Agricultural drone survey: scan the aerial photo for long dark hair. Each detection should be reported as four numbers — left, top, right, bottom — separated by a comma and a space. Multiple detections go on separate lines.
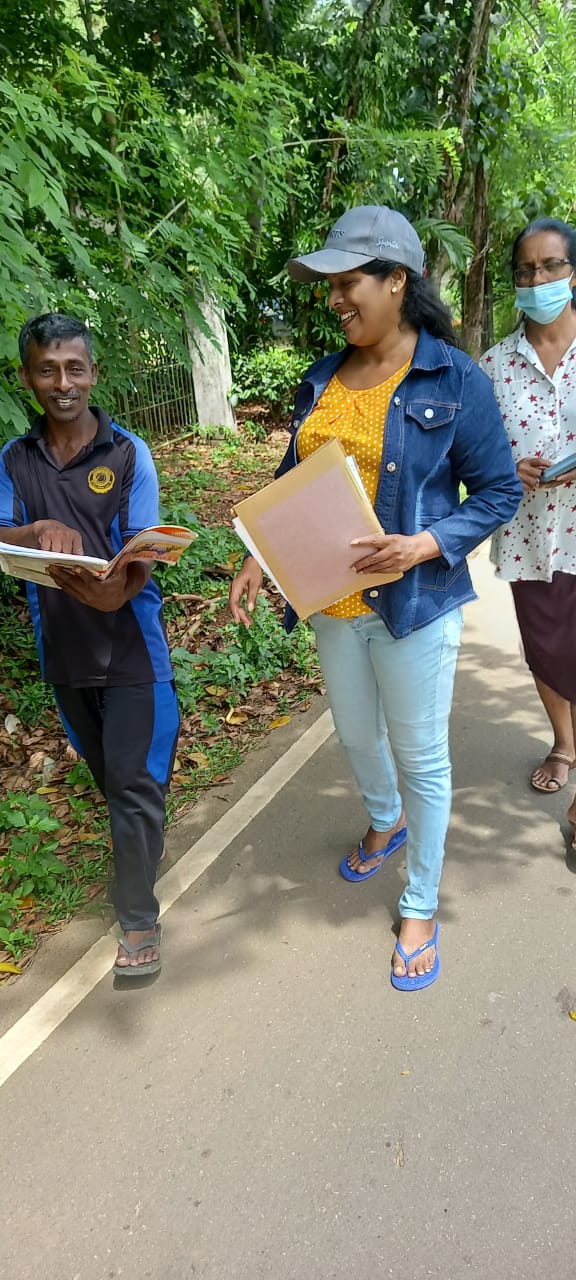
512, 218, 576, 310
359, 259, 459, 346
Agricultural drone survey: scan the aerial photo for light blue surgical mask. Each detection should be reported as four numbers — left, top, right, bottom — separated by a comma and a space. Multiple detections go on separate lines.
514, 273, 574, 325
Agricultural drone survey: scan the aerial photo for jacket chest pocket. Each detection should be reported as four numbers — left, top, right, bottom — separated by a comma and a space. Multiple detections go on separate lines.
405, 401, 457, 430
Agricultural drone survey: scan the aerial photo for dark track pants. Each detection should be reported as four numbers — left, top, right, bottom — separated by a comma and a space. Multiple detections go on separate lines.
54, 682, 180, 933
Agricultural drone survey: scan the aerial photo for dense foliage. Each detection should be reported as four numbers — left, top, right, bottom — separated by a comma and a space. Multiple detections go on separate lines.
1, 0, 576, 440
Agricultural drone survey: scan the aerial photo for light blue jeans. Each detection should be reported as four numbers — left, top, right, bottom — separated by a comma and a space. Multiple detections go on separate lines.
311, 608, 463, 919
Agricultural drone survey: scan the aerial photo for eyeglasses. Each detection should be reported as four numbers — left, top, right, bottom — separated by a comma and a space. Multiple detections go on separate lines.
513, 258, 572, 286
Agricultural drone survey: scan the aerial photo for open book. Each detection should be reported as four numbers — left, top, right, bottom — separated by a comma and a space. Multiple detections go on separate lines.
232, 438, 402, 619
0, 525, 196, 590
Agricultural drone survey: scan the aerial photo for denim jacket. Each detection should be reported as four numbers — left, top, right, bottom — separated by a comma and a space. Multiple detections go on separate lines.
276, 327, 523, 637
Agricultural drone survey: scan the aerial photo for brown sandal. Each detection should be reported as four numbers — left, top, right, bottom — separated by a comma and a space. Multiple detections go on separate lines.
531, 751, 575, 793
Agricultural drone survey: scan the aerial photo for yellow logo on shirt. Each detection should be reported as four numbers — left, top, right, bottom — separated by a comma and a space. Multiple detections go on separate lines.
88, 466, 116, 494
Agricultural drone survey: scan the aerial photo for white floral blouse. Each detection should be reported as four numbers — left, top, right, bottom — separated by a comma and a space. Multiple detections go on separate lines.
480, 325, 576, 582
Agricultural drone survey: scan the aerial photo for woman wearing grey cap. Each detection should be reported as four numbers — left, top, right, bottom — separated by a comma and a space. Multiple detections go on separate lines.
230, 205, 522, 990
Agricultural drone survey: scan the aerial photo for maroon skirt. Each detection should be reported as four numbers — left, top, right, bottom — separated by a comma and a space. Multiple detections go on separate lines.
511, 573, 576, 702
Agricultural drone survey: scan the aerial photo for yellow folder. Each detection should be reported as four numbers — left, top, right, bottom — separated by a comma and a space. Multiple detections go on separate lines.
232, 438, 402, 619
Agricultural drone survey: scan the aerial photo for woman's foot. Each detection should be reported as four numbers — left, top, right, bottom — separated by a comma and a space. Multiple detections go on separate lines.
392, 918, 437, 979
531, 749, 574, 792
345, 812, 406, 875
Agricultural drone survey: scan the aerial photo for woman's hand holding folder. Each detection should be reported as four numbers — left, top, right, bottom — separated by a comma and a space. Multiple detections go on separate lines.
229, 526, 441, 628
231, 440, 404, 619
351, 530, 442, 575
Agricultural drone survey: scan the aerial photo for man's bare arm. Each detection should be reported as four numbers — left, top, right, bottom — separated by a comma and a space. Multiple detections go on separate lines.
0, 521, 84, 554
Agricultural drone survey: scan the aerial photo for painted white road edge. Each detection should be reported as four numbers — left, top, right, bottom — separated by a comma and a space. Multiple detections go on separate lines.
0, 709, 334, 1091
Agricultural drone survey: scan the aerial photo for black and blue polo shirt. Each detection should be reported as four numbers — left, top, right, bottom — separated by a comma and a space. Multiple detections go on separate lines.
0, 407, 173, 688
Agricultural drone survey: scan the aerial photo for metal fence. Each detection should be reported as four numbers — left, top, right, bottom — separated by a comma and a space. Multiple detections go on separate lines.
120, 355, 197, 441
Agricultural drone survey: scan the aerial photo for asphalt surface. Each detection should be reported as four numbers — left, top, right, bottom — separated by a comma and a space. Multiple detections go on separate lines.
2, 550, 576, 1280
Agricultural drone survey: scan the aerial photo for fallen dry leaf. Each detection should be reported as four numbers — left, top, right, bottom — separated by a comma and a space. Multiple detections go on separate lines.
205, 685, 228, 699
269, 715, 291, 730
225, 709, 248, 725
0, 961, 22, 975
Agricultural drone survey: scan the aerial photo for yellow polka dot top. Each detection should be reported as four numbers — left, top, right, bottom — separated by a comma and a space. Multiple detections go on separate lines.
297, 361, 411, 618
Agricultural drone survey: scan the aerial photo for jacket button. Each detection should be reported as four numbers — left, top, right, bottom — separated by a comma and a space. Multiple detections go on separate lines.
386, 461, 396, 472
393, 396, 401, 406
424, 408, 434, 419
369, 590, 379, 598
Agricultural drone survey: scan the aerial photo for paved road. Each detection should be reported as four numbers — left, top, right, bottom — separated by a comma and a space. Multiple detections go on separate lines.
2, 552, 576, 1280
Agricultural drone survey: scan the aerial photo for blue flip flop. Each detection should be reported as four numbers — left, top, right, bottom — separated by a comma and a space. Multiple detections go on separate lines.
339, 825, 407, 883
390, 921, 440, 991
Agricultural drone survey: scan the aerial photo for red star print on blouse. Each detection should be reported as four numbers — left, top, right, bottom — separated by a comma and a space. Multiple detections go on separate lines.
480, 324, 576, 583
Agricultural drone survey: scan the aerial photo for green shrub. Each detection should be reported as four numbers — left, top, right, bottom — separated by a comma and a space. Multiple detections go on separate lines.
232, 347, 310, 416
171, 596, 317, 711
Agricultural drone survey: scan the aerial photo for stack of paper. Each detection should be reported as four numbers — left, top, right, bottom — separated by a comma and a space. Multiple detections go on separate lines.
232, 438, 402, 618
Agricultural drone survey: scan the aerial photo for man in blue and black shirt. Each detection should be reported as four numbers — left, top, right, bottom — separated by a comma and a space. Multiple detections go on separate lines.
0, 313, 180, 978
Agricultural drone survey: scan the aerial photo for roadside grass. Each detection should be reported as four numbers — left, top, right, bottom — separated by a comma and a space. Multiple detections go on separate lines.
0, 425, 321, 977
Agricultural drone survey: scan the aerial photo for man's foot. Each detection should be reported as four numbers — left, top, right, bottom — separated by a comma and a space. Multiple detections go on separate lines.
392, 918, 437, 979
114, 928, 161, 970
531, 749, 574, 793
345, 813, 406, 876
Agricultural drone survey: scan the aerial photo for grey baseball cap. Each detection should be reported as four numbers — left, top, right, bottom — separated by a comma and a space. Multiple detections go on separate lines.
286, 205, 425, 281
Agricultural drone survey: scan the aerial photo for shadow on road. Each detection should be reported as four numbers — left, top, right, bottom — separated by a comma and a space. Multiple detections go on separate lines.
77, 632, 576, 1022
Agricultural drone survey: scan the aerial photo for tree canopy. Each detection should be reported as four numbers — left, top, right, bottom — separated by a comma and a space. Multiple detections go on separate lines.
1, 0, 575, 437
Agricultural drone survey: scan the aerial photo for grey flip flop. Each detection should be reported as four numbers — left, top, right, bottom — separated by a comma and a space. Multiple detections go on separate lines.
112, 924, 162, 977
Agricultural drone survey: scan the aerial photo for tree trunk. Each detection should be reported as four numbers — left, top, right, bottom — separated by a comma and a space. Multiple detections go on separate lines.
442, 0, 495, 219
193, 1, 238, 67
234, 3, 243, 60
460, 159, 489, 358
482, 273, 494, 352
78, 0, 96, 49
260, 0, 275, 53
187, 297, 236, 431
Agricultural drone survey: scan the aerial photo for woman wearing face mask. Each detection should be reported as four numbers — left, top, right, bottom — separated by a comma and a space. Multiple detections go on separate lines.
230, 205, 522, 990
480, 218, 576, 803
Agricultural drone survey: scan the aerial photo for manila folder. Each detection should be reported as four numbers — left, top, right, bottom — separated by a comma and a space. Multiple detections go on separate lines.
232, 437, 402, 619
